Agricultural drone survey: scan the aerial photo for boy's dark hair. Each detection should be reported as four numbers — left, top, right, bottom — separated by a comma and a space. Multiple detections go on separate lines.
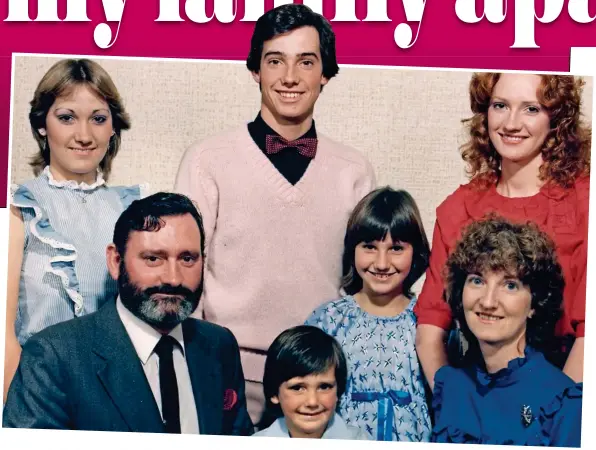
259, 325, 347, 429
342, 187, 430, 297
113, 192, 205, 258
445, 215, 565, 364
246, 4, 339, 80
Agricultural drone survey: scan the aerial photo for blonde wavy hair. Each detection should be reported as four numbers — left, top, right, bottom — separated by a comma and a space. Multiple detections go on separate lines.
28, 59, 131, 181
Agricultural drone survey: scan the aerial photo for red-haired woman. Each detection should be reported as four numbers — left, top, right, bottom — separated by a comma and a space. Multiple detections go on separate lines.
414, 73, 590, 389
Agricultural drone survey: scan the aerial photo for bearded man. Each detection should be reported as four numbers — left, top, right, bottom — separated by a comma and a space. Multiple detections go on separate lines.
3, 192, 253, 436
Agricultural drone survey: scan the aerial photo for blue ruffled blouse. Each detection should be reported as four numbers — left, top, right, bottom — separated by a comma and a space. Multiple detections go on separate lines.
11, 167, 144, 345
431, 346, 583, 447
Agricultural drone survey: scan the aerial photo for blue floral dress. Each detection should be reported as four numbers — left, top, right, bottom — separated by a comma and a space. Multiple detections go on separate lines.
432, 346, 582, 447
305, 295, 432, 442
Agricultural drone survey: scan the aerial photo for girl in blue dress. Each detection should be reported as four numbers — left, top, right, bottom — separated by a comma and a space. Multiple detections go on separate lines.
5, 59, 145, 400
433, 215, 582, 447
306, 186, 432, 441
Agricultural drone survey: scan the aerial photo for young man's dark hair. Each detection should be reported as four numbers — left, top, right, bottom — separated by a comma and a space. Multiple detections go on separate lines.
175, 2, 375, 427
246, 4, 339, 80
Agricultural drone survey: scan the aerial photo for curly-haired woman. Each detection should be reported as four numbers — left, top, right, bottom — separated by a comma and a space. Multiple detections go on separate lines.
414, 73, 590, 388
431, 216, 582, 447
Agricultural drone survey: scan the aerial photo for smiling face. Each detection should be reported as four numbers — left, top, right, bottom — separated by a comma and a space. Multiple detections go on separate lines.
354, 233, 413, 299
462, 270, 533, 351
271, 365, 338, 439
107, 213, 204, 332
40, 84, 114, 184
487, 74, 550, 168
252, 26, 328, 130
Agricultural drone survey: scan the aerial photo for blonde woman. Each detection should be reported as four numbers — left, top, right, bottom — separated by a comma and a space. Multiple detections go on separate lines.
5, 59, 146, 399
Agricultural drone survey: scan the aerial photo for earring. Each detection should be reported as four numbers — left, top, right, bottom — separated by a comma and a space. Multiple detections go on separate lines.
43, 136, 48, 152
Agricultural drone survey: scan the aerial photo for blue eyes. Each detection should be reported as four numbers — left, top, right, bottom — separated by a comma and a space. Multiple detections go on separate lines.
467, 275, 520, 291
470, 276, 482, 285
505, 281, 519, 291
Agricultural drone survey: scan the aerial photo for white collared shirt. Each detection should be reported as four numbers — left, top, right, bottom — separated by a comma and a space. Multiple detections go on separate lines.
116, 297, 200, 434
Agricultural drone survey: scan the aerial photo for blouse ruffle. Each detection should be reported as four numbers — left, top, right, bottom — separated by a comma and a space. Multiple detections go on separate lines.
458, 179, 581, 235
11, 179, 143, 316
474, 347, 535, 390
535, 383, 583, 446
432, 361, 583, 446
11, 184, 84, 315
43, 166, 106, 191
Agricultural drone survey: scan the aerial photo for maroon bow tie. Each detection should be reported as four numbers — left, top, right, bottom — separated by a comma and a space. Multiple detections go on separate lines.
265, 134, 318, 159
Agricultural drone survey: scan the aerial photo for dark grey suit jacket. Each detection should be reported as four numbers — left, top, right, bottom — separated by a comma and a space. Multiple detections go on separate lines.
3, 300, 254, 435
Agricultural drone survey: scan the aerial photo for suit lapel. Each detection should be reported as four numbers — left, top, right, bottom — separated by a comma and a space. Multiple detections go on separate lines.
183, 321, 223, 435
92, 302, 164, 433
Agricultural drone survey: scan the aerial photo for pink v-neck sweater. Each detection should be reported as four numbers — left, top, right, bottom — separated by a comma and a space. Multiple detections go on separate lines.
175, 125, 376, 382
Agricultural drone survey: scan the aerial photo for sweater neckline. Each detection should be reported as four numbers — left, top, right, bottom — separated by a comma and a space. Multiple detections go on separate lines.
241, 125, 320, 205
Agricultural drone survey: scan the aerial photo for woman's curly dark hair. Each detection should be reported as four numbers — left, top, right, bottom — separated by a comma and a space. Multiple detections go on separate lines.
444, 215, 564, 363
460, 73, 591, 189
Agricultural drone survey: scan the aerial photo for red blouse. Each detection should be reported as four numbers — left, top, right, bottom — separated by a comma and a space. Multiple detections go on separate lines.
414, 176, 589, 338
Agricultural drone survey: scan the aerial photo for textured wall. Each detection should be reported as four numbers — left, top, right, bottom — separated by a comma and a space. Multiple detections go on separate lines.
10, 56, 593, 291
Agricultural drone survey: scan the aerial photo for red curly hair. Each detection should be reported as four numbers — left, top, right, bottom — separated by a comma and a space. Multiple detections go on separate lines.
460, 73, 591, 188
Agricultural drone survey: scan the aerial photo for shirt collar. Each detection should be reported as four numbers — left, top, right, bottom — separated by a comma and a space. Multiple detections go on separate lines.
276, 413, 337, 438
116, 296, 185, 365
247, 112, 317, 152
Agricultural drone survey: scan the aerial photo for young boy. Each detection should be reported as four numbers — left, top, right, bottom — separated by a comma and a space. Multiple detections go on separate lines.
255, 325, 368, 440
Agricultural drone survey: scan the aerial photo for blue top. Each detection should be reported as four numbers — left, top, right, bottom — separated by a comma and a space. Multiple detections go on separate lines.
253, 412, 370, 440
305, 295, 432, 442
432, 346, 583, 447
11, 167, 144, 345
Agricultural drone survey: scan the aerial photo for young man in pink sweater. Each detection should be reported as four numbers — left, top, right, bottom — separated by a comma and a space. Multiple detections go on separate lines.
175, 4, 376, 425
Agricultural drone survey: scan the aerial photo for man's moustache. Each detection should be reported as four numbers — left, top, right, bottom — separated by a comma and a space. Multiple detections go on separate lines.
141, 284, 195, 298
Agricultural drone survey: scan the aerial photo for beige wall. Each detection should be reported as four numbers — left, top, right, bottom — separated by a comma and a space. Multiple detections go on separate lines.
10, 56, 593, 290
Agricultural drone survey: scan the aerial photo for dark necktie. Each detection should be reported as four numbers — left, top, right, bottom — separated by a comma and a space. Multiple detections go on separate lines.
153, 335, 181, 434
265, 134, 318, 158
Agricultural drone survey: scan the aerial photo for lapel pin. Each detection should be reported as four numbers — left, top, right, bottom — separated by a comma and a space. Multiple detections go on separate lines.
521, 405, 533, 428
